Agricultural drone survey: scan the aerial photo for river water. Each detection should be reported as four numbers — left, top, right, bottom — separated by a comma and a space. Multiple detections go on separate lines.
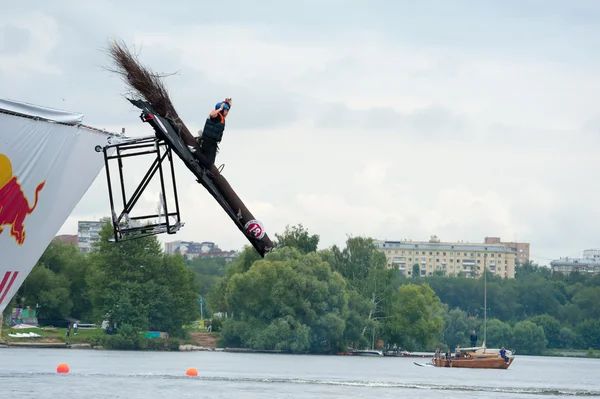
1, 348, 598, 398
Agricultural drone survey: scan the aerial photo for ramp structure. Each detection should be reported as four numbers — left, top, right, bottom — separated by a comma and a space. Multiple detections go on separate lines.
0, 98, 117, 315
101, 39, 274, 257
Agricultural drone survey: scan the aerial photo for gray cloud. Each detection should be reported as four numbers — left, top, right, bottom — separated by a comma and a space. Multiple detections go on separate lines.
313, 102, 469, 139
0, 26, 30, 55
3, 2, 600, 262
581, 117, 600, 136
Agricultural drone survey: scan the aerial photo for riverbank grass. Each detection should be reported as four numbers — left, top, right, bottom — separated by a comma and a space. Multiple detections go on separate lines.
1, 326, 103, 344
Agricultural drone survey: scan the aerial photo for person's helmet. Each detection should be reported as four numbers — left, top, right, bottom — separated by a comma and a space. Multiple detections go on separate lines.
215, 99, 231, 111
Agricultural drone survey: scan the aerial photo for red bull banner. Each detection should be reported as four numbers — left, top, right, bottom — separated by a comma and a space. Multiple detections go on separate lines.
0, 98, 115, 314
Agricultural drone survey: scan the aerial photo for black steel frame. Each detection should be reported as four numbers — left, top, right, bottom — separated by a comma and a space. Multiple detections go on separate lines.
98, 135, 183, 242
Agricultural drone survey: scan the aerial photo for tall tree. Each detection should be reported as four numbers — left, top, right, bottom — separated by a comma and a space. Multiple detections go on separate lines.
441, 307, 470, 349
274, 224, 320, 254
206, 246, 261, 315
485, 318, 513, 349
14, 240, 93, 322
571, 287, 600, 320
576, 319, 600, 349
512, 320, 547, 355
221, 247, 348, 353
329, 236, 390, 345
383, 283, 443, 351
87, 223, 200, 336
188, 255, 227, 298
529, 314, 562, 349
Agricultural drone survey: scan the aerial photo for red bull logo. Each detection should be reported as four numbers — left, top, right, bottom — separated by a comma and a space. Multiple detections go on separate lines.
0, 154, 45, 245
244, 219, 266, 240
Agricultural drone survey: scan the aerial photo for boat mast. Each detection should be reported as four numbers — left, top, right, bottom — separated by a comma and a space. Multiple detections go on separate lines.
483, 253, 487, 352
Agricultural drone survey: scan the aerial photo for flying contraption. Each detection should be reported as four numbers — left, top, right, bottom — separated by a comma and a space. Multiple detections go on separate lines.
97, 39, 273, 257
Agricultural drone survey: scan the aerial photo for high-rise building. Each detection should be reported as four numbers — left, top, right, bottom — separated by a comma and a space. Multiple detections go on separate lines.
484, 237, 530, 264
77, 217, 111, 253
376, 235, 517, 279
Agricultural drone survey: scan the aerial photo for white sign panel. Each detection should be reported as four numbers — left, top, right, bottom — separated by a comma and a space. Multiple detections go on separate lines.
0, 102, 114, 314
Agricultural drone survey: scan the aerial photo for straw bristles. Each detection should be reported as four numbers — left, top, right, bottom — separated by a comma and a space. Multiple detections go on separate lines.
105, 38, 193, 140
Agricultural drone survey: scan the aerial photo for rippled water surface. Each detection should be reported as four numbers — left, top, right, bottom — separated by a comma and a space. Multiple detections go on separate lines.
1, 348, 599, 398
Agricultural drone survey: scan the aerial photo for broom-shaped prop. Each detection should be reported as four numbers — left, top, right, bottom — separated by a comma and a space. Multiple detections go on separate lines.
105, 38, 197, 147
103, 37, 274, 255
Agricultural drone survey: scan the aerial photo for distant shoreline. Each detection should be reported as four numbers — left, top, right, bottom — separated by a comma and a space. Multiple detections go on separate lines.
1, 342, 598, 359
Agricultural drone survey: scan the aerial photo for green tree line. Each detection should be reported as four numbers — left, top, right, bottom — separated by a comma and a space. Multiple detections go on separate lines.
3, 223, 599, 354
4, 223, 200, 349
420, 261, 600, 354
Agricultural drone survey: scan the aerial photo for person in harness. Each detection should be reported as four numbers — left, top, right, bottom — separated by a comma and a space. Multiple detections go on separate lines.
194, 98, 232, 169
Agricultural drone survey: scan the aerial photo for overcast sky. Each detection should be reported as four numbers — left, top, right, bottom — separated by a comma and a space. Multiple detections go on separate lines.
3, 0, 600, 265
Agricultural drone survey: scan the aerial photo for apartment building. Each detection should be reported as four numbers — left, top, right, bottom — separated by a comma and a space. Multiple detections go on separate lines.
550, 249, 600, 275
165, 240, 238, 262
77, 217, 111, 253
376, 235, 517, 279
484, 237, 530, 265
165, 241, 215, 256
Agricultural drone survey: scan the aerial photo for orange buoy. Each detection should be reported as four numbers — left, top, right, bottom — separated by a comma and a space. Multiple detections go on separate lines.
186, 367, 198, 377
57, 363, 69, 374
